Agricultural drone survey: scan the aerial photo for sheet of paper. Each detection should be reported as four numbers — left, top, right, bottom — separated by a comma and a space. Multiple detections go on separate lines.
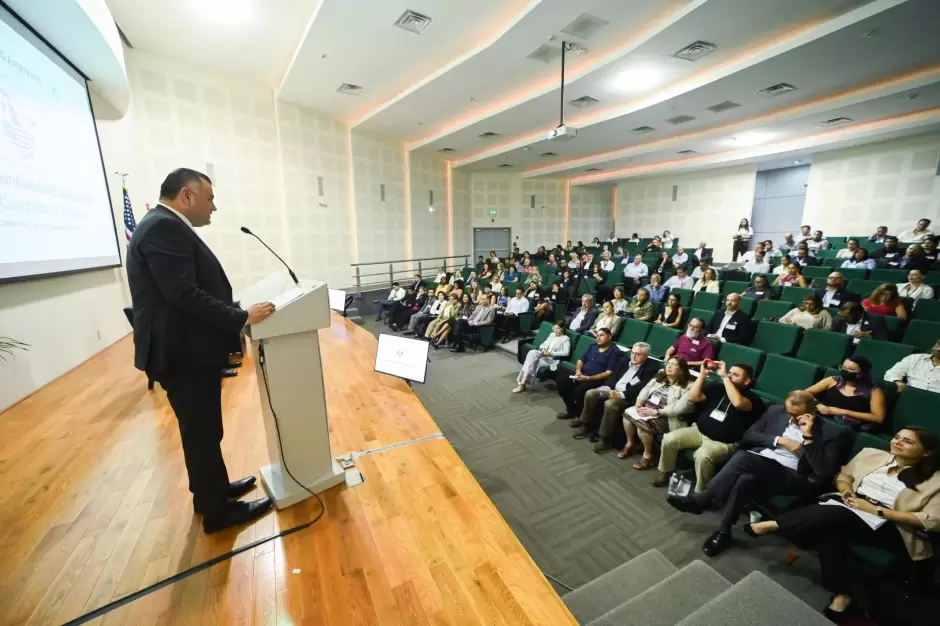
819, 499, 886, 530
270, 287, 305, 310
625, 406, 656, 421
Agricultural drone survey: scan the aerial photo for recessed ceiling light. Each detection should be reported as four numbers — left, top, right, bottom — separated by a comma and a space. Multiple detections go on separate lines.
523, 147, 530, 151
665, 114, 696, 125
539, 152, 558, 158
908, 93, 919, 100
794, 160, 801, 164
677, 150, 697, 155
437, 148, 455, 153
630, 126, 656, 135
497, 163, 514, 168
707, 100, 742, 113
193, 0, 256, 27
584, 167, 603, 172
612, 65, 664, 93
819, 117, 854, 127
561, 13, 611, 40
569, 95, 599, 109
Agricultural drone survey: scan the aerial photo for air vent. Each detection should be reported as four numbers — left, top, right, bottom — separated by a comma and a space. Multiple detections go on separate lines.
707, 100, 742, 113
569, 95, 599, 109
665, 115, 696, 125
337, 83, 363, 96
394, 9, 433, 35
497, 163, 514, 169
437, 147, 455, 153
819, 117, 854, 127
527, 44, 562, 64
539, 152, 558, 157
561, 13, 611, 40
673, 40, 717, 61
630, 125, 656, 135
478, 132, 501, 139
756, 82, 797, 97
677, 149, 697, 155
584, 167, 603, 172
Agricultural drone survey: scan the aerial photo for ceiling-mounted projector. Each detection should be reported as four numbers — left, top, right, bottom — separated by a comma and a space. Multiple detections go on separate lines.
548, 124, 578, 141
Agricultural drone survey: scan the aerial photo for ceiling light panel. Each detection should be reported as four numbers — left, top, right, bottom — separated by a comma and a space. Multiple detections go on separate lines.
561, 13, 611, 40
478, 132, 501, 139
819, 116, 854, 127
672, 40, 718, 62
540, 152, 558, 157
394, 10, 433, 35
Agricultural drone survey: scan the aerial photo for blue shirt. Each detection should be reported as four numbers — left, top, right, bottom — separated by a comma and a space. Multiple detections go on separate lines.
580, 344, 623, 377
644, 284, 667, 304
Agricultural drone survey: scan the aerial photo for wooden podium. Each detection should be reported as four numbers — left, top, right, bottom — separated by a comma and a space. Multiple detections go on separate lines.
242, 274, 345, 509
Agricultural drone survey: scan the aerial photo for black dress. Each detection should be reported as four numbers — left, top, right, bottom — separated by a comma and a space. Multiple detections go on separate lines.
822, 378, 874, 430
661, 306, 681, 326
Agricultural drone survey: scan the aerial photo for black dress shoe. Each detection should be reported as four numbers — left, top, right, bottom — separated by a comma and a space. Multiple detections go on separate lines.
193, 477, 257, 513
203, 497, 274, 534
228, 360, 243, 368
449, 346, 465, 353
588, 433, 600, 443
666, 494, 706, 515
221, 368, 238, 378
702, 530, 732, 557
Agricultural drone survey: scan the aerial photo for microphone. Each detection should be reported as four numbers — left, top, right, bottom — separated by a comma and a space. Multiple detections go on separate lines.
240, 226, 300, 286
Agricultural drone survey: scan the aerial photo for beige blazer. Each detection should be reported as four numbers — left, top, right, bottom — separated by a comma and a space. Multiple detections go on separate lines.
635, 379, 694, 431
837, 448, 940, 560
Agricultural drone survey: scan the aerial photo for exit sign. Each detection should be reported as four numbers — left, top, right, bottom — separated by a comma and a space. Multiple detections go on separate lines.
489, 209, 497, 215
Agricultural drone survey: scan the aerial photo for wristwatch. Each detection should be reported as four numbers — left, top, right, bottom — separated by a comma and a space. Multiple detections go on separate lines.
876, 506, 885, 518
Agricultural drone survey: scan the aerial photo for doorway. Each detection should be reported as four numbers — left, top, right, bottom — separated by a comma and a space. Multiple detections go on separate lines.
473, 228, 512, 262
750, 165, 810, 250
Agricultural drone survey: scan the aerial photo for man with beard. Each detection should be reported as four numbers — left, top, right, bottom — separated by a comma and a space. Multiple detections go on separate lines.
664, 317, 713, 367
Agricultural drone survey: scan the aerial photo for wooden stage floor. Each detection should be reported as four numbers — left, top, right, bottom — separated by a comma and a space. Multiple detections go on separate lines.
0, 314, 576, 625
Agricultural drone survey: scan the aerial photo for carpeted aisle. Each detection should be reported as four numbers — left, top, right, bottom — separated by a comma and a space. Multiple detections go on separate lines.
360, 319, 830, 609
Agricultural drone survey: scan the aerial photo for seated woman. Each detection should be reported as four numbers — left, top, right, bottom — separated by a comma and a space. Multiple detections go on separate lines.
391, 286, 427, 331
546, 253, 558, 268
468, 280, 482, 304
627, 233, 641, 244
425, 294, 459, 340
586, 301, 623, 339
836, 238, 860, 260
489, 274, 504, 297
559, 270, 577, 299
534, 282, 564, 322
651, 251, 673, 277
405, 291, 445, 335
693, 268, 720, 293
662, 230, 674, 248
451, 279, 465, 300
434, 276, 452, 296
624, 288, 656, 322
780, 294, 833, 330
803, 355, 885, 430
644, 236, 663, 254
773, 255, 792, 275
479, 263, 493, 280
621, 357, 695, 469
832, 301, 889, 343
743, 274, 775, 301
645, 272, 667, 304
432, 293, 474, 349
862, 283, 908, 321
773, 262, 808, 288
611, 286, 630, 316
519, 258, 533, 274
841, 247, 876, 270
505, 266, 520, 284
524, 280, 540, 301
495, 286, 510, 312
527, 265, 543, 286
655, 293, 684, 329
898, 269, 934, 301
745, 427, 940, 621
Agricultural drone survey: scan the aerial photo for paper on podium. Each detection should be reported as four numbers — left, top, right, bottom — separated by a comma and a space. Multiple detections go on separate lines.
236, 271, 299, 308
270, 288, 305, 310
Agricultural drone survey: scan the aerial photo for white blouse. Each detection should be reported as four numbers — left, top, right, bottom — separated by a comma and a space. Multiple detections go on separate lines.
858, 463, 906, 509
898, 282, 934, 300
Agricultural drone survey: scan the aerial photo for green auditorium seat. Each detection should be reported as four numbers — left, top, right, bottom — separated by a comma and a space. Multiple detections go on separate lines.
646, 325, 681, 359
671, 288, 693, 307
902, 320, 940, 352
692, 291, 720, 310
722, 294, 756, 315
517, 322, 553, 363
722, 280, 750, 295
577, 278, 597, 296
796, 328, 853, 369
827, 237, 848, 250
823, 258, 844, 267
870, 269, 909, 283
815, 249, 838, 260
688, 308, 716, 329
802, 266, 831, 281
913, 299, 940, 322
754, 354, 821, 404
848, 279, 887, 300
780, 286, 814, 305
850, 431, 891, 457
617, 318, 651, 348
852, 338, 915, 381
753, 299, 794, 322
838, 268, 870, 282
751, 320, 801, 355
559, 334, 596, 373
518, 313, 535, 336
716, 343, 765, 378
886, 386, 940, 438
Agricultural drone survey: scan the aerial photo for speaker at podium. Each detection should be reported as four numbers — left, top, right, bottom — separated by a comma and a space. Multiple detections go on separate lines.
238, 272, 345, 509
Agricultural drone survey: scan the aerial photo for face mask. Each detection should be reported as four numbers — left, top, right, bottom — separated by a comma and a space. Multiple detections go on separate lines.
840, 368, 859, 383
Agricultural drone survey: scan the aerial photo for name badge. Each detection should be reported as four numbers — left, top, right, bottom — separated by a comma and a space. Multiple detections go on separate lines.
648, 394, 662, 406
726, 323, 737, 330
629, 377, 641, 386
831, 299, 841, 307
691, 339, 700, 345
709, 408, 727, 422
853, 337, 861, 344
754, 291, 763, 296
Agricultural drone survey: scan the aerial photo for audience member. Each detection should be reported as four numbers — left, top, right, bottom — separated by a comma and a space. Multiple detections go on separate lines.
889, 244, 931, 272
662, 230, 675, 248
792, 243, 820, 267
611, 286, 629, 316
432, 293, 474, 349
773, 255, 792, 275
897, 218, 935, 244
667, 391, 847, 557
779, 232, 797, 254
533, 282, 563, 322
922, 235, 938, 262
693, 268, 720, 293
523, 280, 539, 301
426, 294, 459, 339
374, 281, 406, 321
773, 262, 808, 288
586, 300, 622, 338
806, 230, 830, 252
565, 294, 600, 333
434, 267, 448, 283
497, 287, 530, 343
780, 295, 833, 330
672, 246, 689, 268
505, 266, 520, 284
655, 361, 764, 491
559, 270, 576, 299
664, 266, 694, 290
645, 272, 667, 304
885, 340, 940, 393
871, 235, 903, 261
763, 240, 783, 259
622, 357, 695, 470
831, 301, 889, 343
451, 279, 465, 300
391, 286, 428, 330
490, 275, 504, 297
743, 274, 775, 301
897, 269, 934, 301
691, 258, 711, 280
623, 255, 649, 295
797, 224, 813, 243
650, 251, 673, 277
804, 355, 885, 430
732, 218, 753, 261
868, 226, 889, 244
555, 328, 622, 420
479, 264, 493, 280
841, 246, 876, 270
655, 293, 684, 329
599, 252, 615, 272
862, 283, 907, 321
664, 317, 713, 366
745, 427, 940, 621
627, 233, 640, 244
623, 288, 656, 322
813, 271, 857, 309
836, 238, 861, 260
449, 294, 496, 353
405, 291, 445, 335
514, 322, 571, 393
692, 241, 709, 263
644, 236, 663, 254
605, 231, 617, 244
742, 249, 770, 274
705, 294, 752, 344
612, 246, 625, 263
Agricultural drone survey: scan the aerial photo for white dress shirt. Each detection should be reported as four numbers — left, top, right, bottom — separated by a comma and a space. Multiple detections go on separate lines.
600, 260, 615, 271
612, 298, 630, 314
613, 363, 642, 393
898, 283, 934, 300
897, 228, 936, 244
743, 260, 770, 274
569, 309, 588, 331
664, 275, 694, 290
755, 421, 805, 471
836, 248, 856, 259
821, 288, 840, 308
692, 265, 711, 279
857, 462, 906, 509
806, 238, 830, 251
506, 296, 530, 315
624, 263, 648, 279
885, 354, 940, 393
388, 287, 406, 301
158, 203, 194, 228
715, 312, 735, 339
672, 252, 689, 266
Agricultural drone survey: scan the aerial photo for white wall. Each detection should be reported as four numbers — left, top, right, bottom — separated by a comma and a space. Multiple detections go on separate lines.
408, 152, 448, 260
615, 165, 758, 260
568, 186, 614, 245
351, 130, 406, 266
470, 173, 568, 253
803, 133, 940, 236
452, 167, 472, 259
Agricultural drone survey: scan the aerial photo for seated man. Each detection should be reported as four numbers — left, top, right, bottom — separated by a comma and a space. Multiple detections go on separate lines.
667, 391, 846, 557
374, 282, 406, 321
884, 340, 940, 393
450, 294, 496, 353
868, 225, 888, 244
654, 361, 764, 491
565, 294, 599, 334
570, 342, 658, 449
922, 235, 938, 263
691, 258, 712, 280
555, 328, 622, 420
664, 317, 713, 367
806, 230, 830, 252
779, 295, 833, 330
742, 249, 770, 274
705, 294, 752, 345
497, 287, 530, 343
622, 256, 648, 296
672, 246, 689, 269
870, 235, 902, 261
831, 301, 888, 343
813, 271, 858, 309
664, 265, 694, 290
897, 218, 935, 244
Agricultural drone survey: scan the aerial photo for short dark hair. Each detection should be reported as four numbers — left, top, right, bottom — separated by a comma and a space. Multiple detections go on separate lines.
886, 235, 899, 242
732, 363, 754, 381
596, 328, 612, 337
801, 224, 810, 229
159, 168, 212, 199
920, 218, 932, 226
877, 225, 888, 230
392, 282, 400, 287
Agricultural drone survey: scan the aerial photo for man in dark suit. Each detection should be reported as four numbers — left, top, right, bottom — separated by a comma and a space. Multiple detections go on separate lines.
705, 294, 752, 345
564, 294, 599, 333
408, 274, 426, 293
126, 168, 275, 534
870, 235, 902, 261
667, 391, 847, 557
831, 301, 890, 341
812, 271, 859, 309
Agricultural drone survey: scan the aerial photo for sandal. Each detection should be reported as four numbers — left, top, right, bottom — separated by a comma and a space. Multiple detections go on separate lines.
632, 456, 654, 471
617, 445, 638, 459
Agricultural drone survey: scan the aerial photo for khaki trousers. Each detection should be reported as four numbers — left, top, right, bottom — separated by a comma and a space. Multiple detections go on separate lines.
658, 424, 736, 492
579, 389, 628, 437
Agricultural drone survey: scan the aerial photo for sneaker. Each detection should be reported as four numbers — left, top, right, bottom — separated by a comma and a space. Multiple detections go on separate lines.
512, 385, 526, 393
555, 411, 570, 419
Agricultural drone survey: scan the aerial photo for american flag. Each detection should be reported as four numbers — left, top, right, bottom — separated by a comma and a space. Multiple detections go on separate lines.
123, 185, 136, 243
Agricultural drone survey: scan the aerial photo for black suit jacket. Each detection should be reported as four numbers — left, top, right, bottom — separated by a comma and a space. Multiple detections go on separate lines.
831, 312, 889, 341
739, 405, 847, 484
410, 279, 427, 292
126, 206, 248, 376
812, 287, 859, 307
604, 357, 659, 404
706, 309, 752, 345
565, 308, 599, 333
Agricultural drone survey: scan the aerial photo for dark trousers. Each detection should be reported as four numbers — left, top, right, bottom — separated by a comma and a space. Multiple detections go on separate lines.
732, 239, 749, 261
776, 503, 913, 594
623, 279, 641, 297
703, 451, 817, 532
556, 370, 604, 416
159, 369, 230, 515
498, 313, 520, 337
452, 319, 472, 347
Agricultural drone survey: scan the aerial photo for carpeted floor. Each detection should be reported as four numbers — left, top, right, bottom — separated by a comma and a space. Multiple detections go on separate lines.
358, 317, 830, 609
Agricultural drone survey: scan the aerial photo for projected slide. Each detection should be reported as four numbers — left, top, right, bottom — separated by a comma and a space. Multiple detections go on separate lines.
374, 334, 430, 384
0, 6, 120, 282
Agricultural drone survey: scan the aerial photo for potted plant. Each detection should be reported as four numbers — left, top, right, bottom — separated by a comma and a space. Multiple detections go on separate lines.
0, 337, 30, 361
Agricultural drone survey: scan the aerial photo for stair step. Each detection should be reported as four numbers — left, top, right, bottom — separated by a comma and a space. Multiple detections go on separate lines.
676, 571, 831, 626
564, 549, 677, 625
586, 560, 731, 626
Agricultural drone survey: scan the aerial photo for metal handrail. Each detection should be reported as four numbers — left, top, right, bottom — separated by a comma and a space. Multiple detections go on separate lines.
351, 254, 470, 296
